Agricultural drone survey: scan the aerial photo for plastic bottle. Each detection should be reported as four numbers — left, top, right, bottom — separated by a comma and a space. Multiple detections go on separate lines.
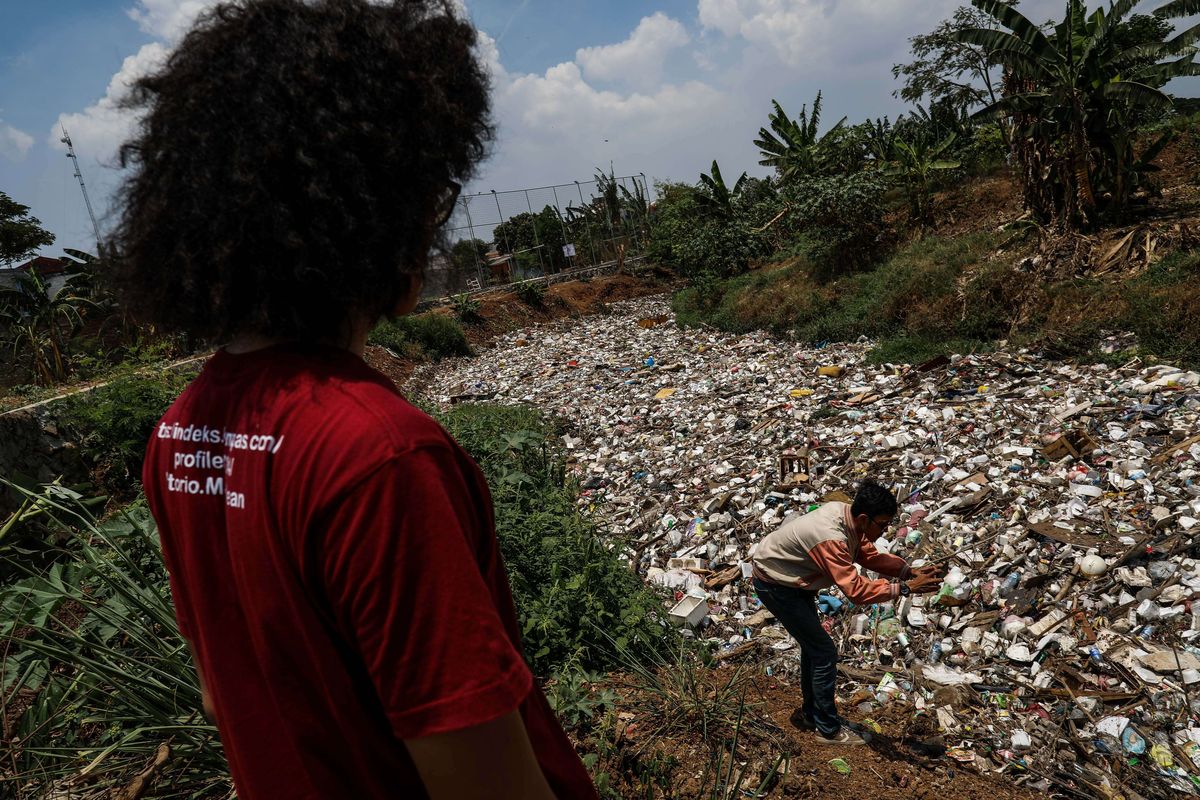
1001, 571, 1022, 596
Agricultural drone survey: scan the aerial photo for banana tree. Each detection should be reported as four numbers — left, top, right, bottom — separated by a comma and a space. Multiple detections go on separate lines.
696, 160, 748, 221
0, 267, 96, 385
865, 117, 902, 166
617, 179, 651, 251
754, 91, 848, 182
955, 0, 1200, 228
884, 134, 963, 228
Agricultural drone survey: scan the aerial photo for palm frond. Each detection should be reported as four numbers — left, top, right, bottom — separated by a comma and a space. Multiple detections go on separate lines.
970, 0, 1057, 61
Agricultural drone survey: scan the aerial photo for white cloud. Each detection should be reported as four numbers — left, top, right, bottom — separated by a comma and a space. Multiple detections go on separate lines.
127, 0, 217, 42
503, 63, 720, 131
48, 42, 169, 163
575, 12, 689, 88
476, 24, 730, 194
698, 0, 961, 69
475, 29, 508, 84
0, 120, 34, 162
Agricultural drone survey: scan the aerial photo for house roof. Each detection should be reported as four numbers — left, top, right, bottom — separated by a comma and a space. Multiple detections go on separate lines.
12, 257, 68, 275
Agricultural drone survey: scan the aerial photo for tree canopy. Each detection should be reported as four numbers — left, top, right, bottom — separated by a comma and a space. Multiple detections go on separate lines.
0, 192, 55, 267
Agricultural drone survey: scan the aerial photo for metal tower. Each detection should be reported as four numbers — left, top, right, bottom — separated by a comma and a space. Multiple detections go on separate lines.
60, 126, 101, 250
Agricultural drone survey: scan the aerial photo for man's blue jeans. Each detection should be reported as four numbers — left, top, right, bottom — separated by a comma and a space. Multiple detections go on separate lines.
753, 578, 841, 736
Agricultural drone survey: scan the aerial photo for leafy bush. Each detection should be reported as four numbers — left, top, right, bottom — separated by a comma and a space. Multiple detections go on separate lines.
369, 313, 472, 360
437, 404, 672, 677
545, 655, 615, 732
515, 280, 547, 306
959, 124, 1009, 174
57, 368, 197, 497
647, 182, 768, 282
451, 292, 482, 323
782, 172, 888, 275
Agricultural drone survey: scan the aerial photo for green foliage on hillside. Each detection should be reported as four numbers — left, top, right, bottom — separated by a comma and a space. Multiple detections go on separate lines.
369, 312, 473, 360
57, 368, 198, 497
674, 232, 1200, 369
436, 403, 673, 678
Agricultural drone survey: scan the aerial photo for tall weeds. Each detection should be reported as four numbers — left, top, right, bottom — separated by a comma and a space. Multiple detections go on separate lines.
0, 483, 228, 799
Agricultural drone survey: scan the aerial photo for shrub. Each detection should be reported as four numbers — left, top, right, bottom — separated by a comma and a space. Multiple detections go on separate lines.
366, 317, 413, 353
959, 124, 1009, 174
437, 403, 672, 677
57, 368, 197, 497
369, 313, 472, 360
647, 183, 768, 281
451, 292, 482, 323
781, 172, 888, 275
515, 280, 547, 306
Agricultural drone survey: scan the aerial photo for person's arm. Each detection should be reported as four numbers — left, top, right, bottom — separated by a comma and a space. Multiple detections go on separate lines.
405, 710, 556, 800
184, 639, 217, 725
320, 447, 572, 795
855, 538, 911, 579
808, 540, 900, 604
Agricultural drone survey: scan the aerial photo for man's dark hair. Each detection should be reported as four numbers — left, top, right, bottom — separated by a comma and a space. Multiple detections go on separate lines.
851, 478, 898, 519
109, 0, 493, 343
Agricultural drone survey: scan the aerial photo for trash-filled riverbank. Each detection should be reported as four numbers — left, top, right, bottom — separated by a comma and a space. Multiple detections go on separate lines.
420, 297, 1200, 798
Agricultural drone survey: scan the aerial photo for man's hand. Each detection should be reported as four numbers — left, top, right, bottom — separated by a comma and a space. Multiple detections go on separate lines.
911, 564, 946, 581
905, 572, 942, 595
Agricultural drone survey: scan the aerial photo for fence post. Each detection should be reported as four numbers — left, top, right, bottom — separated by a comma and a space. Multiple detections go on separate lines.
551, 185, 571, 270
492, 189, 511, 284
576, 181, 600, 268
462, 196, 485, 290
523, 189, 546, 275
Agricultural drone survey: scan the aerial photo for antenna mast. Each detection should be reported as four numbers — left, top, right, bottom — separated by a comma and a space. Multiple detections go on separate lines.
60, 126, 101, 250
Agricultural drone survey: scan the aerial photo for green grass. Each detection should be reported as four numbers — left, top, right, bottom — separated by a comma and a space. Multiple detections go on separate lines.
674, 232, 1003, 353
369, 312, 472, 361
436, 404, 673, 678
56, 368, 200, 498
865, 335, 989, 365
672, 233, 1200, 370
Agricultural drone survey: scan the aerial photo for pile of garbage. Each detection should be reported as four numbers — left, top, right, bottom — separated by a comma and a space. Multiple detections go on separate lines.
421, 297, 1200, 798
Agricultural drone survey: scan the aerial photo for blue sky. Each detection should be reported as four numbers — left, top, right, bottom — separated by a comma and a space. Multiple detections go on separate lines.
1, 0, 1195, 256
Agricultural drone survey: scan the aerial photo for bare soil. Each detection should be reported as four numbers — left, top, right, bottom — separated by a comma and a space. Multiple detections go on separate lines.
592, 670, 1044, 800
453, 268, 680, 348
364, 269, 677, 391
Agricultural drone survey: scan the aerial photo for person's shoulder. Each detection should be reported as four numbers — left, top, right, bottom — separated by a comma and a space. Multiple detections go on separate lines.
313, 367, 452, 456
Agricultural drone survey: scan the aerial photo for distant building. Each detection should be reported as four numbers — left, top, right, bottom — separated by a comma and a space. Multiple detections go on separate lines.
0, 257, 70, 297
485, 250, 513, 284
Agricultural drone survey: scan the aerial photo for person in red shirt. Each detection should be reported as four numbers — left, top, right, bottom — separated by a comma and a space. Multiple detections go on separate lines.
109, 1, 596, 797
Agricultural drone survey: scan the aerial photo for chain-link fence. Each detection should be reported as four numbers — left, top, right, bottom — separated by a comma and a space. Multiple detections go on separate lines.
424, 173, 654, 297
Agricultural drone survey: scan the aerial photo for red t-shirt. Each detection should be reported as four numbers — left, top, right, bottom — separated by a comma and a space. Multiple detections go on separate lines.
143, 343, 596, 799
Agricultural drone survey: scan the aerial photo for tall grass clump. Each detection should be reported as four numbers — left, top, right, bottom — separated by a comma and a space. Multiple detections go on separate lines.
0, 486, 228, 799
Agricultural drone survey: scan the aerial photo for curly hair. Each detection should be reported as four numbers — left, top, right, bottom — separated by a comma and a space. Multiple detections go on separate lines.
109, 0, 493, 342
850, 477, 898, 520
